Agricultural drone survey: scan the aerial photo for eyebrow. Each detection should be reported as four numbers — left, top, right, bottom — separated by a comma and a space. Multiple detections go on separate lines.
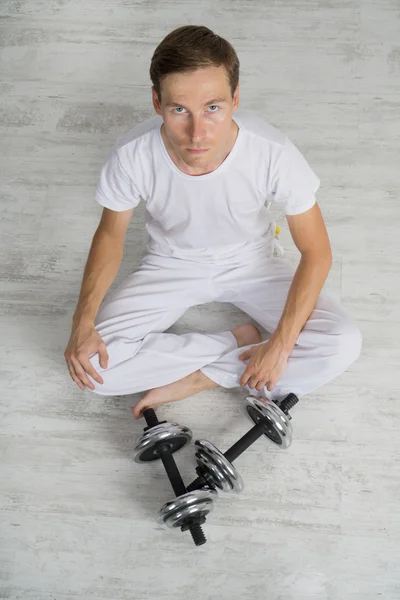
165, 97, 227, 108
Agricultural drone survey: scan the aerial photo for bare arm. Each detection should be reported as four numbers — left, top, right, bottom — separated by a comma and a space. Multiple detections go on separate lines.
72, 207, 134, 325
65, 207, 134, 391
271, 202, 332, 352
239, 202, 332, 392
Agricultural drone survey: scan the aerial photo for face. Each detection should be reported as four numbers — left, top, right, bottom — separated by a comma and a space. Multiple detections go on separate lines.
152, 65, 239, 174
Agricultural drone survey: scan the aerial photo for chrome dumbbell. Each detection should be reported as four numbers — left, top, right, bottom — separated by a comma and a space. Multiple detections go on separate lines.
133, 409, 192, 463
133, 408, 216, 546
157, 488, 217, 541
187, 393, 299, 494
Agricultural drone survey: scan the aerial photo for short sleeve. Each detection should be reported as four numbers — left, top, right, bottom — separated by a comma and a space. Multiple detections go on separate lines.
95, 149, 142, 212
270, 138, 320, 216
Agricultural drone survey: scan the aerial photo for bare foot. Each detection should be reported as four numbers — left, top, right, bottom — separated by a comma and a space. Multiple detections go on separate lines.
133, 369, 217, 419
231, 322, 262, 348
132, 323, 262, 419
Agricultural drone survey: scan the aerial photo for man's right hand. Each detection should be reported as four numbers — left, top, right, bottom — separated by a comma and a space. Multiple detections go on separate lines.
64, 321, 109, 391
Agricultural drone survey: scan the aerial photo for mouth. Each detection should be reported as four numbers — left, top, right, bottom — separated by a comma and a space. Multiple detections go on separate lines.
187, 148, 208, 154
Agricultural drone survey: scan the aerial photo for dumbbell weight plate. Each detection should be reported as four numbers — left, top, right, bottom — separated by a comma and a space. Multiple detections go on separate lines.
245, 395, 292, 449
158, 489, 217, 529
133, 422, 192, 463
194, 440, 244, 492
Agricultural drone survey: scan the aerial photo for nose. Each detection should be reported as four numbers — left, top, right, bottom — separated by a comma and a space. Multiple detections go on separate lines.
189, 115, 206, 143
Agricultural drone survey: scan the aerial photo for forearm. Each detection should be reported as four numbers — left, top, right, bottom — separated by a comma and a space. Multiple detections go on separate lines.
271, 251, 332, 353
72, 230, 124, 325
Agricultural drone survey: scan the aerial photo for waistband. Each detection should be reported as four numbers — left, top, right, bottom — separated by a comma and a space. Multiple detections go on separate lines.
146, 238, 273, 264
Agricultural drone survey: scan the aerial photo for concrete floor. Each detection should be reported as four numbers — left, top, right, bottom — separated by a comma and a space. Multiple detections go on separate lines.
1, 1, 400, 599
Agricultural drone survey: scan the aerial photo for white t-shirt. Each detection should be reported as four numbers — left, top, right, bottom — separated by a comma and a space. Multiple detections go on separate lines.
95, 109, 320, 260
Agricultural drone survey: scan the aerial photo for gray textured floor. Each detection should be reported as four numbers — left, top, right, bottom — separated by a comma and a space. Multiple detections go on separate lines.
1, 2, 400, 599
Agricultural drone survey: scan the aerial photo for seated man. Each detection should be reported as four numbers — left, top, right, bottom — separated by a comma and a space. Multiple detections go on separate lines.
64, 25, 362, 419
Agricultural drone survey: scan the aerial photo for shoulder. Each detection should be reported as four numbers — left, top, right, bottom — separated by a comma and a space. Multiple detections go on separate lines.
112, 114, 163, 152
233, 109, 287, 148
103, 114, 162, 177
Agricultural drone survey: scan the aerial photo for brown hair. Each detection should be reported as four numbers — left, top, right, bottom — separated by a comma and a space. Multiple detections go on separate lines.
149, 25, 240, 103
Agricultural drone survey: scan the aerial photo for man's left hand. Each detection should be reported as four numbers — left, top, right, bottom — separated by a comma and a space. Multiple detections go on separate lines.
238, 338, 290, 392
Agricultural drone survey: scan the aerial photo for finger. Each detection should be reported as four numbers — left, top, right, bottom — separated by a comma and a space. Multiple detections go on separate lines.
98, 344, 109, 369
239, 347, 254, 360
239, 369, 251, 386
253, 374, 269, 390
67, 360, 85, 390
248, 377, 260, 389
267, 380, 276, 392
79, 358, 105, 386
256, 380, 268, 391
70, 356, 96, 390
243, 373, 259, 387
69, 367, 85, 391
248, 374, 269, 390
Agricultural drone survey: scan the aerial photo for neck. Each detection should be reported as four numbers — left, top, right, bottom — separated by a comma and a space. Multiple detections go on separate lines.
161, 119, 239, 176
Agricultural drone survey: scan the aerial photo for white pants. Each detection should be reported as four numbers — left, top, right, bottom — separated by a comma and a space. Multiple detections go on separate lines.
87, 246, 362, 403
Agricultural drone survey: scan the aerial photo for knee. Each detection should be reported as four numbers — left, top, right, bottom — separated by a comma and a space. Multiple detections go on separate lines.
85, 353, 113, 396
84, 336, 140, 396
84, 338, 123, 396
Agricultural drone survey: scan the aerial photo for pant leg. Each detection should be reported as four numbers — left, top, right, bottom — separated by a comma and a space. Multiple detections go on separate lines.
86, 251, 238, 396
200, 253, 362, 401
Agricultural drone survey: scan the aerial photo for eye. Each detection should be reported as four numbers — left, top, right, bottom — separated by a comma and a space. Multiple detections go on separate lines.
173, 106, 219, 114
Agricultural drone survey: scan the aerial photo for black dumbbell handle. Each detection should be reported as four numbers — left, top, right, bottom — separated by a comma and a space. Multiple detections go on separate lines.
158, 445, 187, 497
142, 408, 206, 546
224, 420, 265, 463
143, 408, 159, 429
188, 394, 299, 491
187, 421, 265, 492
214, 393, 299, 464
143, 408, 187, 497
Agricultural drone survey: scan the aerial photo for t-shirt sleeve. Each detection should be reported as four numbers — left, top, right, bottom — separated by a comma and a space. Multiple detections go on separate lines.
95, 149, 142, 211
269, 137, 320, 216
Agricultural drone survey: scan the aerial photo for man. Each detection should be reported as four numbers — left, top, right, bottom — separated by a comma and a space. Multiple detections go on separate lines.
65, 50, 362, 420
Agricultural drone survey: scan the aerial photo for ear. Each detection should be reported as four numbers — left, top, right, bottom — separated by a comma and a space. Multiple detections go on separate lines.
232, 84, 240, 111
152, 87, 162, 115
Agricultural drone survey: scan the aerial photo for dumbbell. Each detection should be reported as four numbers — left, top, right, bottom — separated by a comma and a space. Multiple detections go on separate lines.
186, 393, 299, 494
132, 408, 217, 546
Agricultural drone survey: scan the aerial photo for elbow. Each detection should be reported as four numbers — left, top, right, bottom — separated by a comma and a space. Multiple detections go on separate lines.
324, 246, 333, 271
302, 246, 333, 272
